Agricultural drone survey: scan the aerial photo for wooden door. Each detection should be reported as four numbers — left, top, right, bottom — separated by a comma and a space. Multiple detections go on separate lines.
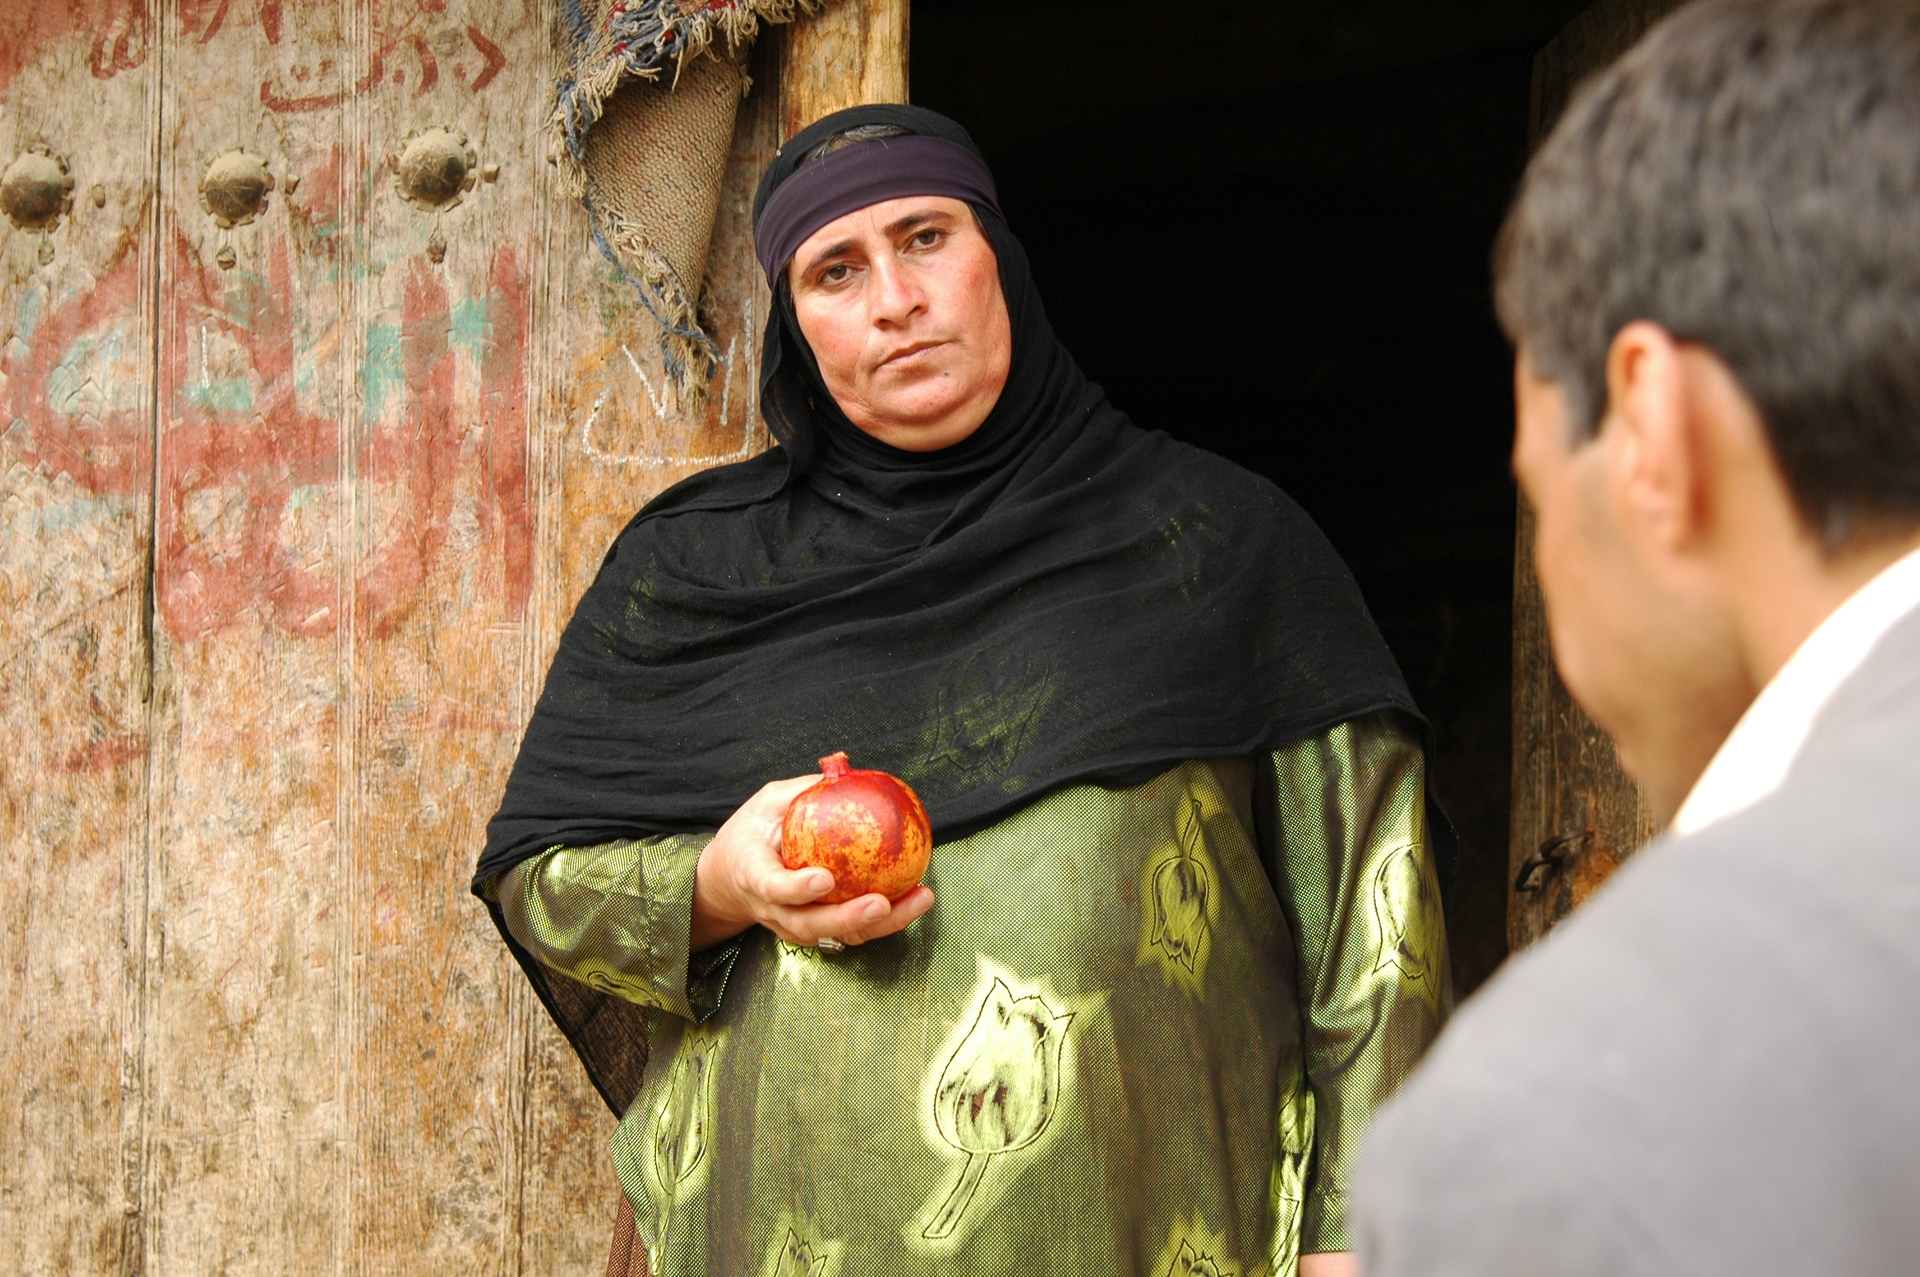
0, 2, 904, 1271
1, 8, 160, 1270
1507, 0, 1684, 950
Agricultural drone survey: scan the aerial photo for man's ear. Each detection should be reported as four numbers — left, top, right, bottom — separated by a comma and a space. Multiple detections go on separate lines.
1604, 320, 1703, 555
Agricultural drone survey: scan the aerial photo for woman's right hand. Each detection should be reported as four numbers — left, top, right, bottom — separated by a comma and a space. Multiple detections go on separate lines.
690, 775, 936, 952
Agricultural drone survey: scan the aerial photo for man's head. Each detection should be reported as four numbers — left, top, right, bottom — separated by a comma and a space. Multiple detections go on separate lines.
755, 120, 1012, 452
1499, 0, 1920, 818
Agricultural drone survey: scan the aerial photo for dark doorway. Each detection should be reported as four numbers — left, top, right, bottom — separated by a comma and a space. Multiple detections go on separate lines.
913, 1, 1589, 995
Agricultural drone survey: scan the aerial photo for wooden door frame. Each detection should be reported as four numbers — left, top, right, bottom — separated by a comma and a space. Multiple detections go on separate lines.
782, 0, 910, 141
1507, 0, 1684, 951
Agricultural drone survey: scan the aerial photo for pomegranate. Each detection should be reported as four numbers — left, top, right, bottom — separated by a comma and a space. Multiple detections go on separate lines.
780, 752, 932, 904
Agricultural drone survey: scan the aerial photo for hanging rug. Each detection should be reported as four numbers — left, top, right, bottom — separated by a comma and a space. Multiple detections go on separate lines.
553, 0, 818, 412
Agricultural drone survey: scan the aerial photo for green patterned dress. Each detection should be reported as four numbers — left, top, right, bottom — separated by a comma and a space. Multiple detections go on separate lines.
486, 711, 1449, 1277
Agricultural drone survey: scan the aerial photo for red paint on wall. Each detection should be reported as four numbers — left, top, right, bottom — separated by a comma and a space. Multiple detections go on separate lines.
14, 220, 530, 644
156, 235, 528, 642
482, 250, 533, 621
0, 0, 149, 92
254, 0, 510, 111
466, 25, 505, 91
261, 48, 385, 113
157, 234, 341, 641
180, 0, 231, 42
406, 33, 438, 94
59, 734, 148, 773
2, 247, 150, 497
286, 142, 347, 246
355, 261, 460, 637
0, 0, 506, 101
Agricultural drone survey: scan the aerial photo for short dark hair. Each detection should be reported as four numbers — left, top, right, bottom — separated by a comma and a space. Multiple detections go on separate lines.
1495, 0, 1920, 547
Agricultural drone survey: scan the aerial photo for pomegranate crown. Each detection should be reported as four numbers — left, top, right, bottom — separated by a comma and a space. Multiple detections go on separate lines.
818, 751, 852, 779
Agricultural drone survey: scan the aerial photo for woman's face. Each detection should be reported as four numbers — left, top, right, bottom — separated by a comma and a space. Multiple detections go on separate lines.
787, 195, 1013, 452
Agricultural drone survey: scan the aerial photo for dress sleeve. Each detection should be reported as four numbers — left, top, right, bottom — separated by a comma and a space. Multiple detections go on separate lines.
1258, 710, 1453, 1253
490, 834, 741, 1023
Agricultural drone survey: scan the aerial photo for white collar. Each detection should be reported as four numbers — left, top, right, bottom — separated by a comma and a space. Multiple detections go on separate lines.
1672, 543, 1920, 837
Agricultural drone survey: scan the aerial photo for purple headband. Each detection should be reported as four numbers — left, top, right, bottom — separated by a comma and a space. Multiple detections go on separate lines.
754, 134, 1003, 287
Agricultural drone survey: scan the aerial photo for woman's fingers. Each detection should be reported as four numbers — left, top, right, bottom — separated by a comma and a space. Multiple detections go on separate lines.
755, 862, 836, 906
761, 893, 883, 944
855, 885, 934, 941
764, 885, 935, 948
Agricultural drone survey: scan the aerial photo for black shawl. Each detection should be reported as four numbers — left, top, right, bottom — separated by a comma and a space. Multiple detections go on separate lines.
475, 104, 1426, 1115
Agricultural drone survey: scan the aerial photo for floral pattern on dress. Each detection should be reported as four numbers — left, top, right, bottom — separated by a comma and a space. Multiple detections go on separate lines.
1154, 1213, 1242, 1277
1265, 1081, 1316, 1277
910, 959, 1085, 1253
759, 1218, 841, 1277
1370, 842, 1446, 1010
646, 1024, 722, 1262
776, 938, 823, 988
1139, 795, 1223, 997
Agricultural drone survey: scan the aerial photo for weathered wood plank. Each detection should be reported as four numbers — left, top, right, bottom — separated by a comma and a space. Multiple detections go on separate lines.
141, 2, 360, 1268
0, 3, 158, 1269
781, 0, 909, 141
130, 0, 607, 1271
1508, 0, 1684, 950
332, 1, 558, 1269
516, 21, 789, 1277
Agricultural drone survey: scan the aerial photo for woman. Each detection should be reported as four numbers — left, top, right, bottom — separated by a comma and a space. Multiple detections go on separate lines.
475, 104, 1450, 1277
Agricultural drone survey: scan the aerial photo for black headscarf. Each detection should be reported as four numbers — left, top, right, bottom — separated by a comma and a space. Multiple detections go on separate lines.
476, 104, 1427, 1115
